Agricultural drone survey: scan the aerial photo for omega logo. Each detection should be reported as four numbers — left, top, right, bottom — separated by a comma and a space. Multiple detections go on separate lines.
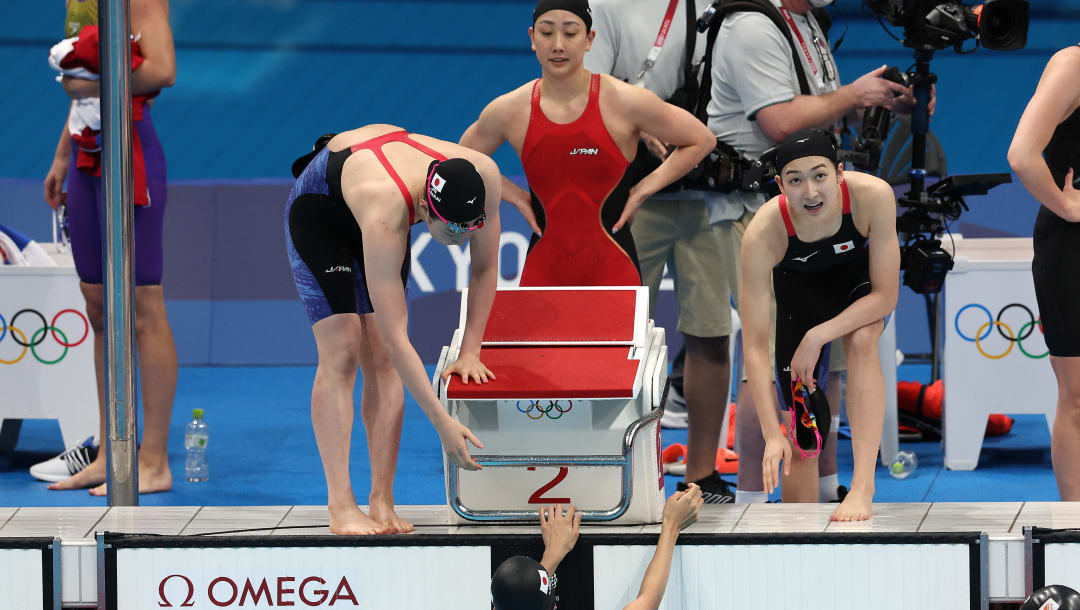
157, 574, 358, 607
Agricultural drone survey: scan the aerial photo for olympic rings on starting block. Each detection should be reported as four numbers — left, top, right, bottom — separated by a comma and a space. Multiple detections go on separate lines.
516, 400, 574, 420
0, 326, 28, 365
30, 326, 68, 365
51, 309, 89, 347
974, 321, 1014, 360
1016, 320, 1049, 359
955, 304, 993, 342
955, 303, 1047, 360
0, 308, 89, 365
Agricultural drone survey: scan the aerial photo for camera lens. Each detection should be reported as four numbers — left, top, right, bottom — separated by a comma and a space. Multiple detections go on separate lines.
977, 0, 1028, 51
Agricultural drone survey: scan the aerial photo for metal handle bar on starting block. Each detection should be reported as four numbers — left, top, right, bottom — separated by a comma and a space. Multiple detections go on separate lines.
447, 383, 666, 522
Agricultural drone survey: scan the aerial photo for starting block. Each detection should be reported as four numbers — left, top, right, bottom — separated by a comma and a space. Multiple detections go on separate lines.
433, 287, 667, 524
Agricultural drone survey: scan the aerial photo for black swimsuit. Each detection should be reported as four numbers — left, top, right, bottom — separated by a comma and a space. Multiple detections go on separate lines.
284, 134, 421, 324
772, 180, 873, 409
1033, 73, 1080, 357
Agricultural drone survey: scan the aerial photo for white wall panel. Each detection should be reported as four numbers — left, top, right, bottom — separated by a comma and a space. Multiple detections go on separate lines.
594, 544, 971, 610
1044, 544, 1080, 592
0, 548, 44, 610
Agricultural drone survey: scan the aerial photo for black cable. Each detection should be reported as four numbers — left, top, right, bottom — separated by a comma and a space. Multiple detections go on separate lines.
188, 524, 330, 536
184, 522, 478, 537
863, 1, 902, 42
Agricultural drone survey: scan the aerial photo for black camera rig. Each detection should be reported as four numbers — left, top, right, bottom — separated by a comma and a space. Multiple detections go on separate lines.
680, 140, 782, 197
862, 0, 1028, 52
854, 0, 1028, 295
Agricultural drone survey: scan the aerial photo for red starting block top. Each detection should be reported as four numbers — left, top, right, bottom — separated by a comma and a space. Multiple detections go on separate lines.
446, 346, 641, 399
472, 288, 642, 344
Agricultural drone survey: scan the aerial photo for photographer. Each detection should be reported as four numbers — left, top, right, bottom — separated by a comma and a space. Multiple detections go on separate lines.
702, 0, 925, 507
584, 0, 737, 504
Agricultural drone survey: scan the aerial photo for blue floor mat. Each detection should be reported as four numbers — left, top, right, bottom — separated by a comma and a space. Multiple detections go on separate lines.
0, 365, 1060, 507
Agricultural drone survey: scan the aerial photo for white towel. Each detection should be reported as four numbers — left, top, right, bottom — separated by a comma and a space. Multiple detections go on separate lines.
21, 241, 57, 267
0, 232, 26, 266
48, 36, 101, 138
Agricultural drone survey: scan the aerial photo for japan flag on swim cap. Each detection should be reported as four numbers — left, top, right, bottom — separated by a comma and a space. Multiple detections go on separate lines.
431, 173, 446, 194
538, 570, 550, 595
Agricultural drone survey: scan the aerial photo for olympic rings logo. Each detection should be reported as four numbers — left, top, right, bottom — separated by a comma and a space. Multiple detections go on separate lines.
954, 303, 1047, 360
0, 309, 90, 365
516, 400, 574, 420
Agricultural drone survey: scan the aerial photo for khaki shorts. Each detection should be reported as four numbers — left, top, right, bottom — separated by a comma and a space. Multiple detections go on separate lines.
716, 208, 846, 379
631, 197, 732, 338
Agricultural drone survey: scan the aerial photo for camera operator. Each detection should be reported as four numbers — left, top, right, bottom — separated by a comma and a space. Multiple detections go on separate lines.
584, 0, 737, 504
701, 0, 928, 507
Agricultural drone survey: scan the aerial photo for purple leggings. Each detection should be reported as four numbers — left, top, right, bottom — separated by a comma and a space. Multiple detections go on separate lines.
66, 108, 168, 285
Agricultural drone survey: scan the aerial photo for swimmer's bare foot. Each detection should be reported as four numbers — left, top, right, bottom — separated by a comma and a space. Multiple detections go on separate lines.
88, 462, 173, 496
47, 458, 106, 490
329, 503, 391, 536
830, 488, 873, 522
369, 495, 414, 534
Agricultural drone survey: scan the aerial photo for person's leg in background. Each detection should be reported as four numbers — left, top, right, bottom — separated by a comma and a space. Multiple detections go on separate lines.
719, 209, 773, 504
1050, 357, 1080, 500
52, 279, 178, 495
46, 146, 113, 490
630, 198, 681, 422
47, 281, 107, 490
671, 199, 733, 502
733, 383, 768, 504
83, 113, 177, 495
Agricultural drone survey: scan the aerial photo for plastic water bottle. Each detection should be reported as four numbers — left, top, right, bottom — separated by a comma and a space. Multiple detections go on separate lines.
184, 408, 209, 482
888, 450, 917, 480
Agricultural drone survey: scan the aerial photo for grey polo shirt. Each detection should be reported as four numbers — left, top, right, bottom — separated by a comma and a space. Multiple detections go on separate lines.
703, 1, 840, 222
584, 0, 712, 99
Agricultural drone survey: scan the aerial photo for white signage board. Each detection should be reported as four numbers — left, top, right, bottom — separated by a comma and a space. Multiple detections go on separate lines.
1044, 543, 1080, 593
595, 543, 974, 610
0, 547, 46, 610
114, 545, 489, 609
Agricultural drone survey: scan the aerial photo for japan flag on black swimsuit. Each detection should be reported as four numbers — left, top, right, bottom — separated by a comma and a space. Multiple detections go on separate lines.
833, 240, 855, 254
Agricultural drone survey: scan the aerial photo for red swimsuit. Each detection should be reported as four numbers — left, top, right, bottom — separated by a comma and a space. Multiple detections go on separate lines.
519, 74, 641, 287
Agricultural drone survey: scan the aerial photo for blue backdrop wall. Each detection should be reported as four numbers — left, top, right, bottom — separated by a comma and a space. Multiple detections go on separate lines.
2, 0, 1078, 365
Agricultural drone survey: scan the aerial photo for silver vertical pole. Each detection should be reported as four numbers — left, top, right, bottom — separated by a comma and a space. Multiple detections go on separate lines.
99, 0, 139, 506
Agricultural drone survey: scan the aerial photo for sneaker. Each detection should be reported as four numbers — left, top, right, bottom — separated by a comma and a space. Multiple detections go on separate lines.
660, 384, 688, 429
29, 437, 98, 482
833, 485, 849, 503
678, 471, 735, 504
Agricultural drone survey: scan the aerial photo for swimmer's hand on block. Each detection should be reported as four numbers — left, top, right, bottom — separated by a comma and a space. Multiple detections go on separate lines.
664, 483, 703, 532
441, 352, 496, 385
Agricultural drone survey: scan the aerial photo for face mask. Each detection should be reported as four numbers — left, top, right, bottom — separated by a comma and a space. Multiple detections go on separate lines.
808, 0, 834, 7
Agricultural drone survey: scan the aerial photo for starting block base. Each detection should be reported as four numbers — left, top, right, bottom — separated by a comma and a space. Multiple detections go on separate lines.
435, 287, 667, 524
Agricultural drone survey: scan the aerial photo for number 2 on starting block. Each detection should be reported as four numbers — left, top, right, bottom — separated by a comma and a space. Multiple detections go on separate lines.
526, 467, 571, 504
